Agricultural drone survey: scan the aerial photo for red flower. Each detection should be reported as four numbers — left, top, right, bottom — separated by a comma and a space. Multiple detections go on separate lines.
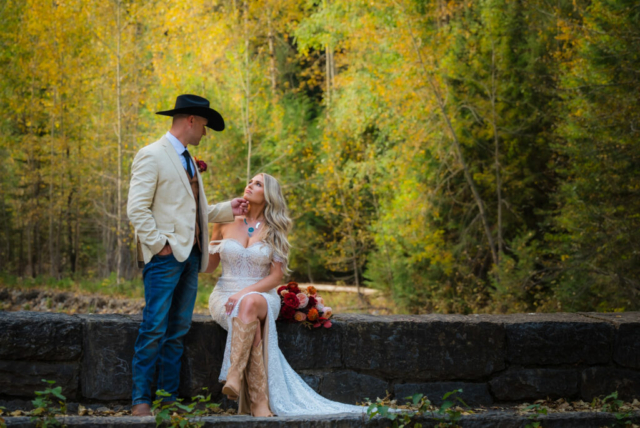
277, 285, 287, 296
196, 159, 207, 173
287, 282, 301, 295
280, 305, 296, 321
284, 293, 300, 308
307, 296, 317, 307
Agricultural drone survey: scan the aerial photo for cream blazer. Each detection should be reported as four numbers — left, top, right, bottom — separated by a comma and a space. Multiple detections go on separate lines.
127, 135, 234, 271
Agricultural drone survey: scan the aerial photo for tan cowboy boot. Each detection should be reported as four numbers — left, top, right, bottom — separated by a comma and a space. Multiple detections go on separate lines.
222, 317, 258, 401
246, 341, 273, 417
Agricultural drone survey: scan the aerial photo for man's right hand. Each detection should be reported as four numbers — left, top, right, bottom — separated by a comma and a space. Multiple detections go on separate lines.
157, 242, 173, 256
230, 198, 249, 216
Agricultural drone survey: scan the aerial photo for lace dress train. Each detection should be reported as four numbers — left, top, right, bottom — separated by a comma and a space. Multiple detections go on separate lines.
208, 239, 366, 416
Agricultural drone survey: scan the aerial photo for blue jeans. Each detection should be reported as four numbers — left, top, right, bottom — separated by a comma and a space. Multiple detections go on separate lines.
131, 246, 201, 406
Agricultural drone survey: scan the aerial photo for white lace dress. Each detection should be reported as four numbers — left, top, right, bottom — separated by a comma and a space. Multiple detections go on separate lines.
208, 238, 366, 416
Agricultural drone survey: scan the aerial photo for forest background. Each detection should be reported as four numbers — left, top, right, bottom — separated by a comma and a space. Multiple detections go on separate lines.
0, 0, 638, 314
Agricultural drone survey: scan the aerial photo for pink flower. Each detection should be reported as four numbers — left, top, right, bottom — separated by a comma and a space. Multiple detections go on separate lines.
294, 311, 307, 322
315, 302, 325, 312
281, 290, 289, 297
316, 297, 324, 305
322, 307, 332, 318
296, 293, 309, 309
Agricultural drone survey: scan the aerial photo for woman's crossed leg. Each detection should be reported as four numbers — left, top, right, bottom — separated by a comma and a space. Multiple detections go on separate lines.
234, 293, 273, 416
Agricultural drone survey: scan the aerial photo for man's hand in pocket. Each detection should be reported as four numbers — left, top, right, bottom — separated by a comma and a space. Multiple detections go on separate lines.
158, 242, 173, 256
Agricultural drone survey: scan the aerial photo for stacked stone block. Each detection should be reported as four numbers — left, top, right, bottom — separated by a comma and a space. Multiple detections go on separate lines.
0, 311, 638, 405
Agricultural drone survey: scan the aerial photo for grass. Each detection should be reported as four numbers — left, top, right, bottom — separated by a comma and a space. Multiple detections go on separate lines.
0, 272, 398, 315
0, 272, 145, 299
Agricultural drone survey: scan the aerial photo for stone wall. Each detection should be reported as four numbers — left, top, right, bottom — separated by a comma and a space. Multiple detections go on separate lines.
0, 311, 639, 406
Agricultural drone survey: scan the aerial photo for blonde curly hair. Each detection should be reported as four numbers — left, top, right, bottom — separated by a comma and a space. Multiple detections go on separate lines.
260, 173, 292, 272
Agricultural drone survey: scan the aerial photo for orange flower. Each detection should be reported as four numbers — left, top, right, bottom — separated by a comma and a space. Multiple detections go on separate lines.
294, 311, 307, 322
306, 286, 317, 296
307, 308, 319, 322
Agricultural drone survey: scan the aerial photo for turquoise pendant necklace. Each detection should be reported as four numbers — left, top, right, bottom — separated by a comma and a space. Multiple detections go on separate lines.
244, 218, 261, 238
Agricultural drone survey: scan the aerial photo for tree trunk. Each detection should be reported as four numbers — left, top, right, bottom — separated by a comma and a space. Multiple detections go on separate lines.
49, 91, 56, 276
267, 14, 277, 93
68, 191, 76, 274
19, 226, 24, 277
74, 205, 80, 275
0, 183, 6, 272
115, 0, 123, 284
26, 222, 33, 278
405, 21, 500, 280
490, 42, 503, 265
244, 0, 252, 182
56, 202, 63, 278
35, 220, 41, 277
324, 0, 334, 110
335, 172, 363, 300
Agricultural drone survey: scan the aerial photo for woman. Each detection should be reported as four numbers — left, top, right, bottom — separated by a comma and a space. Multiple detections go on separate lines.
207, 173, 365, 416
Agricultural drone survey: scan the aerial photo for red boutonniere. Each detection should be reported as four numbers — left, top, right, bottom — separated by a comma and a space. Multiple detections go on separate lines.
193, 157, 208, 173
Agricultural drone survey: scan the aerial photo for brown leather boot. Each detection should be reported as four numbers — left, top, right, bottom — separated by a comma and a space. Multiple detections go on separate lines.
246, 341, 273, 417
222, 317, 258, 401
131, 403, 152, 416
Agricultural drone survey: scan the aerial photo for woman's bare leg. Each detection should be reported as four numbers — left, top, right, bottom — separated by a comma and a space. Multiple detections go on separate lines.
238, 294, 268, 346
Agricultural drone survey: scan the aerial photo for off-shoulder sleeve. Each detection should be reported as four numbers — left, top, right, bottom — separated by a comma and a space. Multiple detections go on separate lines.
209, 239, 225, 255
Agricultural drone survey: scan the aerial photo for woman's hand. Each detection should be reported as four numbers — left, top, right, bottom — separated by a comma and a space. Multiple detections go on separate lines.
225, 290, 247, 315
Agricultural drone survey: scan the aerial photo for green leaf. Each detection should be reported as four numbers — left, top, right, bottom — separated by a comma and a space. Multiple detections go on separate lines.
439, 401, 454, 412
410, 393, 423, 405
50, 387, 65, 401
175, 403, 193, 413
442, 389, 462, 401
456, 396, 469, 408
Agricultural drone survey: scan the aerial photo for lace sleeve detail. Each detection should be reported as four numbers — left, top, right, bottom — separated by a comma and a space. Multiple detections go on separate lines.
209, 240, 225, 255
272, 254, 284, 264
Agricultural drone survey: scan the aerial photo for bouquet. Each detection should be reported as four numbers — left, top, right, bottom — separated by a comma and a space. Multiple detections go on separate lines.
276, 282, 333, 328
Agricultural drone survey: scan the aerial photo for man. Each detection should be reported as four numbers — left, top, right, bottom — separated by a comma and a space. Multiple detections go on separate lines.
127, 94, 248, 416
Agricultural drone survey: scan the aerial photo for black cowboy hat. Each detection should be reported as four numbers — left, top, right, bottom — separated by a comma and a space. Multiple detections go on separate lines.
156, 94, 225, 131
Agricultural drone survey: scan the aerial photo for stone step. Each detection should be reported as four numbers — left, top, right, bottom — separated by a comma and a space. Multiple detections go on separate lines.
4, 411, 640, 428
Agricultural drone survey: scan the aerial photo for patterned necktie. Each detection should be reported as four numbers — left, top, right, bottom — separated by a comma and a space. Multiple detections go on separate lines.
182, 150, 194, 178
